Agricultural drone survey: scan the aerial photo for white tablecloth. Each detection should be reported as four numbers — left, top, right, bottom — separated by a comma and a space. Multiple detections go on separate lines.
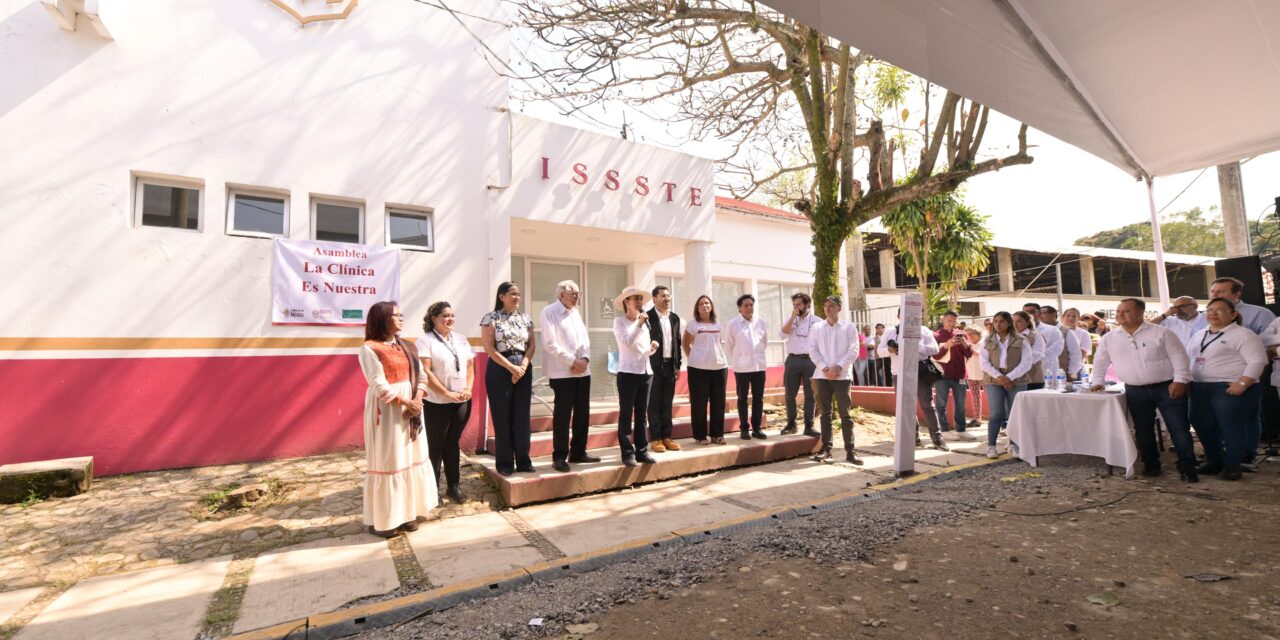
1006, 388, 1138, 478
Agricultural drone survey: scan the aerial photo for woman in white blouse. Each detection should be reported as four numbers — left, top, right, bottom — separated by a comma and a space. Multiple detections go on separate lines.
683, 295, 729, 445
417, 301, 475, 505
725, 294, 769, 440
612, 286, 660, 467
1187, 298, 1268, 481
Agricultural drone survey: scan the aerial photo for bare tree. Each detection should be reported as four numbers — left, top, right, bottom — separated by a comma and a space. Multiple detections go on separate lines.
510, 0, 1032, 305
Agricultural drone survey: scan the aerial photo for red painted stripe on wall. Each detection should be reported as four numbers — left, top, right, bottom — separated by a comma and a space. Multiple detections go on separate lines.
0, 353, 489, 476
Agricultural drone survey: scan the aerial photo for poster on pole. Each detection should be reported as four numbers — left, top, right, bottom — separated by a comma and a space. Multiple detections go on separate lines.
272, 238, 400, 326
893, 292, 923, 476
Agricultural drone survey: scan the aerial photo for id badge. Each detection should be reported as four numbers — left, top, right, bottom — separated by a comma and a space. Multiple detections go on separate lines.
448, 377, 467, 393
1193, 356, 1206, 371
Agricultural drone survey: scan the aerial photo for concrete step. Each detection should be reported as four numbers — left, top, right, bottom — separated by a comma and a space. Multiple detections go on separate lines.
487, 413, 762, 457
527, 389, 786, 432
475, 430, 820, 507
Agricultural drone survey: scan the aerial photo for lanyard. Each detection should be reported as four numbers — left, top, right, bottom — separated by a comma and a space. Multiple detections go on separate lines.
433, 330, 461, 373
1199, 330, 1225, 354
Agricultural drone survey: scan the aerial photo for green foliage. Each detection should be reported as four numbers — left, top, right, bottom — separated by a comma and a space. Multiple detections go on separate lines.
19, 488, 46, 509
871, 64, 912, 116
202, 482, 241, 510
1074, 206, 1280, 257
923, 286, 950, 327
881, 190, 994, 307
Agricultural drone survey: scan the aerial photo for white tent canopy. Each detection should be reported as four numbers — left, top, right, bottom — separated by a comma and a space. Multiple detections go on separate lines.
764, 0, 1280, 179
764, 0, 1280, 305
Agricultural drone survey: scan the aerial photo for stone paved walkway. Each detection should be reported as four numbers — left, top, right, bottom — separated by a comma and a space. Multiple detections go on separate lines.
0, 409, 995, 639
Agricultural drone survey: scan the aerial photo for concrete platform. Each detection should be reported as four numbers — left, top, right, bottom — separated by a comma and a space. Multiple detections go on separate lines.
525, 390, 785, 433
477, 432, 821, 507
495, 414, 744, 459
233, 534, 398, 634
0, 457, 93, 503
15, 556, 231, 640
404, 512, 545, 586
0, 587, 42, 626
677, 457, 884, 510
515, 481, 753, 556
854, 441, 986, 469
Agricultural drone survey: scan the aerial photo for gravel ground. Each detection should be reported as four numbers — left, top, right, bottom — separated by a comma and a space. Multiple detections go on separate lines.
356, 456, 1108, 640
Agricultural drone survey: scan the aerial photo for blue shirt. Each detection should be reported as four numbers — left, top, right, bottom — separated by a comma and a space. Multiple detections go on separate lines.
1191, 301, 1276, 335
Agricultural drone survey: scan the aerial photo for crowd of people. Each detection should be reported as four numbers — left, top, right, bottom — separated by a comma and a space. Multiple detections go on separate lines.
354, 276, 1280, 536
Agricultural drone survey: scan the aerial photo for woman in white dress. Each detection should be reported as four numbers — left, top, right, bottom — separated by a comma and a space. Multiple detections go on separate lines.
359, 301, 438, 537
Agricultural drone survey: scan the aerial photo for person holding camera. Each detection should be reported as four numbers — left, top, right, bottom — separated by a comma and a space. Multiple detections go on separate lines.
877, 312, 947, 450
932, 310, 974, 439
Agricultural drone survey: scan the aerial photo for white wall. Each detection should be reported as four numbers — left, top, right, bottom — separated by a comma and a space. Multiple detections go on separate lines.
652, 211, 816, 289
0, 0, 508, 339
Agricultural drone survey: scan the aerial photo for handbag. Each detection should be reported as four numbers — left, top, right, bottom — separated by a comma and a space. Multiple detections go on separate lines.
919, 357, 943, 381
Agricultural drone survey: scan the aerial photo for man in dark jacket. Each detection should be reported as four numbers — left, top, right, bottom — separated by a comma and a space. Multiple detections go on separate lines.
647, 285, 682, 452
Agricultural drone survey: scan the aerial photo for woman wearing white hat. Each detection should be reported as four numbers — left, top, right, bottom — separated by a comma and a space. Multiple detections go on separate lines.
613, 286, 660, 467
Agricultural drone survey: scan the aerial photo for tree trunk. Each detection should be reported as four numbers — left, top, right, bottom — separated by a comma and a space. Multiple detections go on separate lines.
847, 231, 867, 311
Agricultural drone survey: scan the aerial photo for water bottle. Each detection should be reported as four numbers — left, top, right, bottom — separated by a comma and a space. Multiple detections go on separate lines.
1056, 369, 1067, 391
1044, 370, 1054, 390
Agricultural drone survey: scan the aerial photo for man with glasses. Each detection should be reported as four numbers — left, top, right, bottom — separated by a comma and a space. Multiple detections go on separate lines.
1160, 296, 1200, 350
540, 280, 598, 472
1090, 298, 1196, 480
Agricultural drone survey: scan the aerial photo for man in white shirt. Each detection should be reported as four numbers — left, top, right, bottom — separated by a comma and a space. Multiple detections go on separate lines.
809, 297, 863, 464
646, 285, 683, 453
726, 294, 769, 440
1193, 277, 1278, 465
877, 312, 947, 450
1037, 306, 1081, 382
1021, 303, 1064, 387
540, 280, 597, 472
1090, 298, 1196, 480
780, 292, 820, 437
1159, 296, 1200, 350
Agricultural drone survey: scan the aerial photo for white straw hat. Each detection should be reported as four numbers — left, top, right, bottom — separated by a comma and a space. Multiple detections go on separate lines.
613, 286, 652, 311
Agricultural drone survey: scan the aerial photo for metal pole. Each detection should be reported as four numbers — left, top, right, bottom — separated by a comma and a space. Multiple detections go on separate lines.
1055, 263, 1064, 311
1146, 177, 1172, 309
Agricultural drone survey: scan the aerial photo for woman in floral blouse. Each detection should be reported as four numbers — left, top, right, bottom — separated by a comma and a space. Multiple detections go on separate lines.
480, 282, 537, 475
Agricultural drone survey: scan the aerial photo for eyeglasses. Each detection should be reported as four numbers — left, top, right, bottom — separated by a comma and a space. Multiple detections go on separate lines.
563, 291, 580, 297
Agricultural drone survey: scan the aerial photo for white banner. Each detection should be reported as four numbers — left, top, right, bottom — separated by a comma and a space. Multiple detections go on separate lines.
893, 292, 923, 477
272, 238, 400, 326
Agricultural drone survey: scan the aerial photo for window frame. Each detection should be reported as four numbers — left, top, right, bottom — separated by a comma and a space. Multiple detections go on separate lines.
385, 205, 435, 252
225, 186, 290, 239
133, 175, 204, 233
310, 197, 365, 245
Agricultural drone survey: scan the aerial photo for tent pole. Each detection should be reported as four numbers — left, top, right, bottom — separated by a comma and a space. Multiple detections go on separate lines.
1146, 177, 1171, 309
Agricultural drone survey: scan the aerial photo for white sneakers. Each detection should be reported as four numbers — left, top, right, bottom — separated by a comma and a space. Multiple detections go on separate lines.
1004, 443, 1019, 456
986, 446, 998, 459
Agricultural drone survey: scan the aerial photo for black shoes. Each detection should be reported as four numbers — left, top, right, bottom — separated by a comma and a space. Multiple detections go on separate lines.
1179, 470, 1199, 483
812, 446, 833, 461
552, 459, 571, 473
1196, 462, 1223, 475
569, 454, 602, 463
496, 466, 514, 477
740, 430, 752, 440
515, 461, 536, 473
932, 437, 950, 451
621, 456, 638, 468
1220, 466, 1243, 481
780, 425, 798, 435
751, 429, 768, 440
845, 448, 863, 465
635, 452, 658, 464
1140, 465, 1162, 477
802, 428, 821, 438
446, 485, 465, 503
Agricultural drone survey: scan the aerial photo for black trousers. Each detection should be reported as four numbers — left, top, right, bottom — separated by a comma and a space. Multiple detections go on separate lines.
485, 355, 532, 471
423, 400, 470, 487
688, 366, 727, 439
616, 372, 652, 458
648, 359, 677, 441
549, 376, 591, 462
735, 370, 766, 431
